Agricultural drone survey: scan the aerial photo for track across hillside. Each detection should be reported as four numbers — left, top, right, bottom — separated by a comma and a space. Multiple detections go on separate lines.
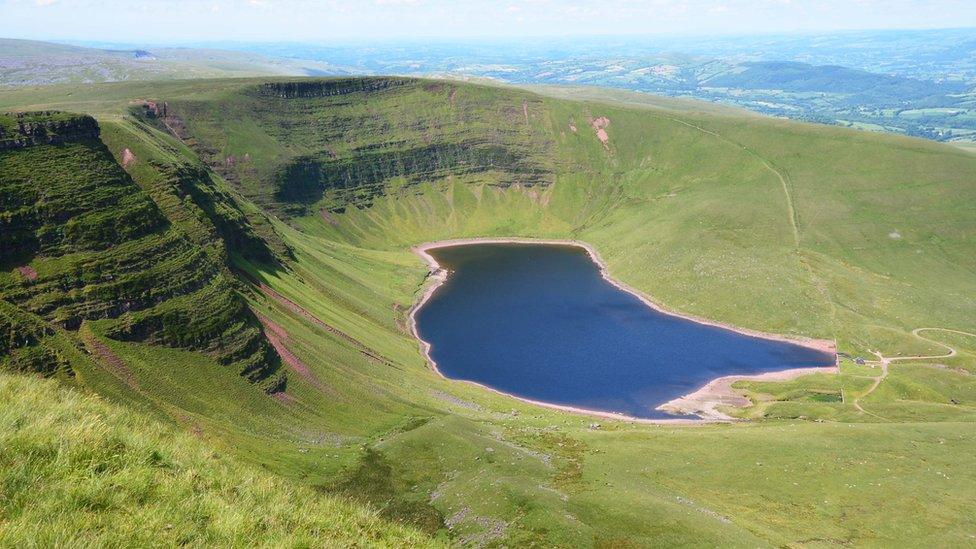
855, 328, 976, 418
662, 114, 839, 340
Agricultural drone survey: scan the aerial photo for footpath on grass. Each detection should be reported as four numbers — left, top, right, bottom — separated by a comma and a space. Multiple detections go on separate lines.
854, 328, 975, 419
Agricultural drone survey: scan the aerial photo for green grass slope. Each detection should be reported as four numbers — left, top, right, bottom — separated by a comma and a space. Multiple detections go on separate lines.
159, 77, 976, 354
0, 371, 434, 547
2, 77, 976, 546
0, 111, 284, 390
0, 38, 339, 87
162, 78, 557, 217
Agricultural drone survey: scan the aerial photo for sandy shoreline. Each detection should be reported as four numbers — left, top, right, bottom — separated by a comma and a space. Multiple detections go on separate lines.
407, 237, 838, 423
655, 365, 840, 420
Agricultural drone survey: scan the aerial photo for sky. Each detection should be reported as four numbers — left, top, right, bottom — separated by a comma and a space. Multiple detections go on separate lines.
1, 0, 975, 43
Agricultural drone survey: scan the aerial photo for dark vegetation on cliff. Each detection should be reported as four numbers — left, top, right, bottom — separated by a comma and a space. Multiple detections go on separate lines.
163, 79, 556, 217
1, 77, 975, 546
0, 112, 284, 391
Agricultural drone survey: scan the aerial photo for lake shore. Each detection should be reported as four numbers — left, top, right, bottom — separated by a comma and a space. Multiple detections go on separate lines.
407, 237, 838, 423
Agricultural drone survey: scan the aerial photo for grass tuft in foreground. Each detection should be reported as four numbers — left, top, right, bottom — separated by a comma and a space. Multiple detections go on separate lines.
0, 371, 436, 547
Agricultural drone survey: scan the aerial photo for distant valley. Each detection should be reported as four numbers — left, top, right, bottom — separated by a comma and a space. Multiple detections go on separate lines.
4, 29, 976, 145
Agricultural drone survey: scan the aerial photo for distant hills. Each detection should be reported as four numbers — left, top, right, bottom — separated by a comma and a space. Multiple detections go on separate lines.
231, 29, 976, 144
0, 38, 341, 86
2, 76, 975, 545
2, 30, 975, 143
701, 61, 967, 100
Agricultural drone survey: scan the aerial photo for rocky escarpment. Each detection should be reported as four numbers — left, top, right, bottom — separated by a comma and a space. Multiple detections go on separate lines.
146, 158, 288, 265
0, 111, 100, 150
132, 104, 292, 260
274, 140, 553, 214
0, 299, 68, 377
256, 78, 407, 99
0, 112, 284, 391
160, 77, 557, 217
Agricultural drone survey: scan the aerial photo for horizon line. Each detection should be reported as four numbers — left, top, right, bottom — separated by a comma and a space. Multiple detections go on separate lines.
5, 25, 976, 49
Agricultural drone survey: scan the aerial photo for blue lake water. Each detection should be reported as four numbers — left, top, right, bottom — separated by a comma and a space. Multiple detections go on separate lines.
414, 243, 835, 419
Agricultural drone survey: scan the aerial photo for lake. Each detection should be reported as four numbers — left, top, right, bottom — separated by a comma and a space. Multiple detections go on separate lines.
413, 243, 836, 419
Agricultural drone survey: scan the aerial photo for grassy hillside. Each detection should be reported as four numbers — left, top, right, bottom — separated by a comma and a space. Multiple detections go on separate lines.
0, 371, 434, 547
154, 77, 976, 355
0, 111, 284, 390
2, 77, 976, 546
166, 78, 557, 218
0, 38, 340, 87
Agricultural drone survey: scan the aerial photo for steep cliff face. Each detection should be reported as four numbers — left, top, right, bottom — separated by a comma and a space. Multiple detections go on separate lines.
0, 111, 100, 150
0, 112, 284, 391
256, 78, 407, 99
163, 78, 557, 217
0, 299, 68, 377
132, 104, 292, 261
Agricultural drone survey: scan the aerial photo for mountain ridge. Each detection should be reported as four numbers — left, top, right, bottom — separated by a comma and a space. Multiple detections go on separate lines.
2, 76, 975, 546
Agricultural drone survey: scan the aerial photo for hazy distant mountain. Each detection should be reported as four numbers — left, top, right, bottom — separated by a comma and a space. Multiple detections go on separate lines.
701, 61, 967, 99
5, 30, 976, 144
0, 38, 344, 86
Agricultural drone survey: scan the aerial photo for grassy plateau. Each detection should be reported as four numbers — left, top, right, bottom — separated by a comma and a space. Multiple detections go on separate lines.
1, 76, 975, 546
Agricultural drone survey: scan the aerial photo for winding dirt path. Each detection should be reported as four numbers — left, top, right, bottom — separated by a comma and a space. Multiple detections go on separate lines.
667, 116, 976, 421
908, 328, 972, 358
663, 115, 838, 339
852, 352, 889, 420
854, 328, 974, 418
410, 237, 835, 423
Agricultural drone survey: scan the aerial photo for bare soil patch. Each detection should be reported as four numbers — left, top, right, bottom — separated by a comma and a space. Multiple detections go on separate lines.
16, 265, 37, 281
83, 333, 139, 391
320, 209, 339, 226
657, 366, 839, 420
255, 312, 331, 395
256, 283, 396, 368
120, 147, 136, 168
590, 116, 611, 149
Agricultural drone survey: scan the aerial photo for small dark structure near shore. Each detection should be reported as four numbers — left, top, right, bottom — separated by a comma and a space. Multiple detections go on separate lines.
415, 243, 836, 419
